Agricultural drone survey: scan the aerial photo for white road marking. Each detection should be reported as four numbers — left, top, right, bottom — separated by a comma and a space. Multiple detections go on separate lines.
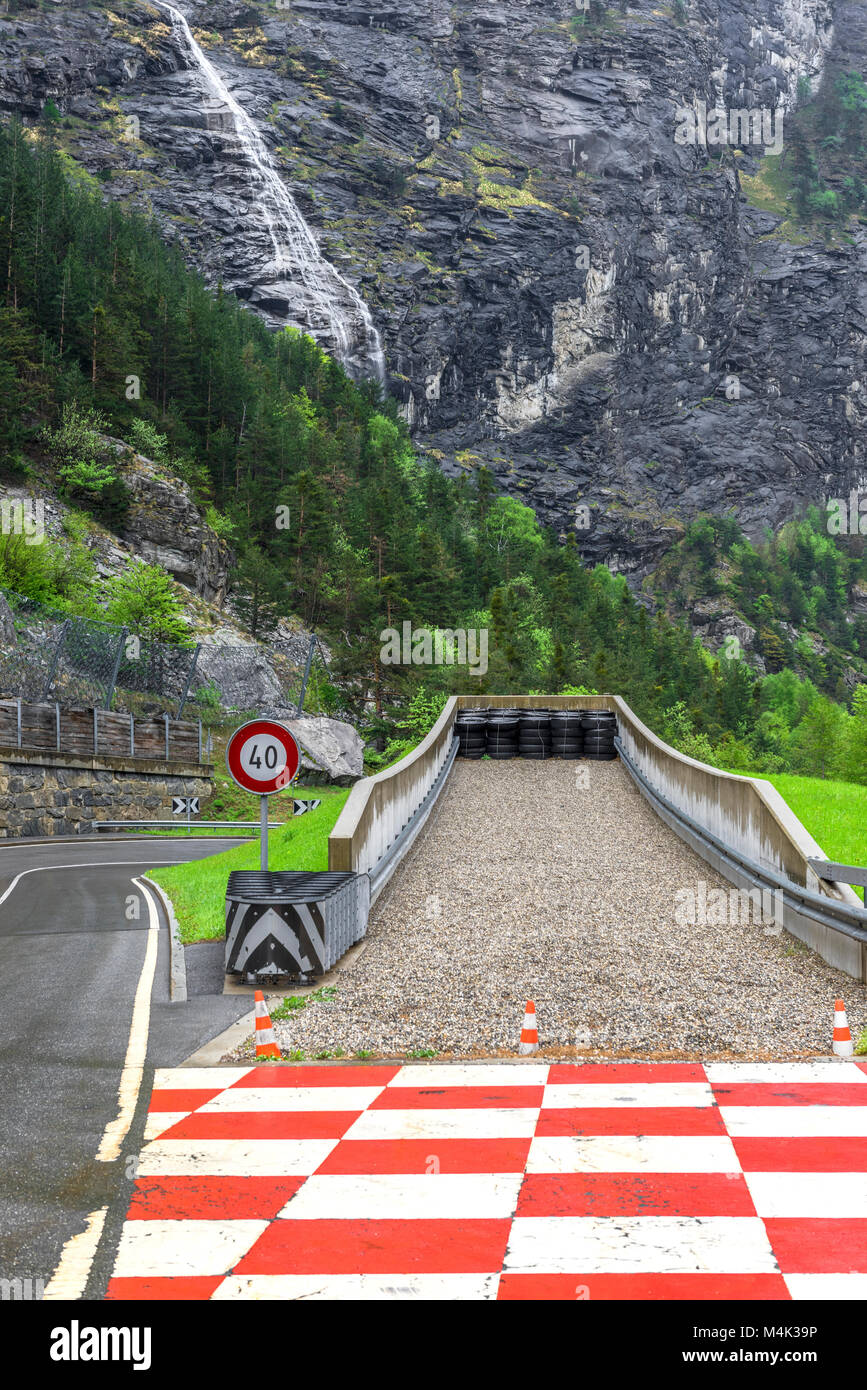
526, 1134, 740, 1173
43, 1205, 108, 1300
153, 1066, 254, 1090
277, 1173, 524, 1221
786, 1274, 867, 1300
503, 1216, 778, 1274
113, 1218, 268, 1279
213, 1274, 501, 1300
721, 1105, 867, 1136
0, 858, 212, 910
542, 1082, 714, 1108
135, 1138, 338, 1177
201, 1085, 385, 1113
95, 877, 160, 1162
344, 1107, 539, 1140
745, 1171, 867, 1218
706, 1062, 867, 1084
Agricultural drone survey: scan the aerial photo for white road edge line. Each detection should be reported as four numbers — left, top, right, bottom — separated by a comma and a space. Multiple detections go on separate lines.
0, 859, 206, 909
95, 876, 161, 1163
43, 1205, 108, 1302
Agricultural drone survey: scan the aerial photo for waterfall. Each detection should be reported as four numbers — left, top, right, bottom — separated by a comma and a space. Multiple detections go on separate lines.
157, 3, 385, 383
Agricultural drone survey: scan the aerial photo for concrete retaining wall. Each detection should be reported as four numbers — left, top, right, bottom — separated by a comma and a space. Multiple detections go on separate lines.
0, 747, 212, 837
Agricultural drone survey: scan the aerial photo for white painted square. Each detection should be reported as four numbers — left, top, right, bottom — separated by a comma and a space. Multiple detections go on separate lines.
199, 1086, 385, 1113
504, 1216, 778, 1274
706, 1063, 867, 1085
785, 1274, 867, 1300
142, 1112, 188, 1143
720, 1106, 867, 1137
277, 1173, 523, 1221
388, 1063, 550, 1087
212, 1273, 501, 1300
343, 1108, 539, 1141
152, 1067, 253, 1090
112, 1219, 267, 1278
526, 1134, 741, 1174
135, 1139, 338, 1177
746, 1171, 867, 1219
542, 1083, 714, 1109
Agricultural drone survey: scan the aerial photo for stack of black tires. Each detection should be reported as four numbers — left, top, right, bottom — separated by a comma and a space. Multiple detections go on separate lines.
455, 709, 488, 758
486, 710, 521, 758
517, 709, 552, 759
550, 709, 585, 759
581, 709, 617, 760
455, 706, 618, 761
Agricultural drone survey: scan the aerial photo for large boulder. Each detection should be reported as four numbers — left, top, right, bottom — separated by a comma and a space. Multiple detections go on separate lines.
196, 629, 286, 710
284, 716, 365, 785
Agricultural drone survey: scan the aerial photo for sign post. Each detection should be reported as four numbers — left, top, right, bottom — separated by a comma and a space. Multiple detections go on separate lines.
224, 719, 301, 872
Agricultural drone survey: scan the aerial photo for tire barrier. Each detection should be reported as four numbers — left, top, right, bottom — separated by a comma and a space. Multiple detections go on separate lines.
455, 707, 616, 761
225, 869, 369, 981
580, 710, 617, 760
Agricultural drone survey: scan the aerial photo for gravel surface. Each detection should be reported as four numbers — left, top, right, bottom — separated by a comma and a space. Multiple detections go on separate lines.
244, 759, 867, 1060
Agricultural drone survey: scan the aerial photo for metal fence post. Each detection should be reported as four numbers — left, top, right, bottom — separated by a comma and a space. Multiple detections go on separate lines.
93, 707, 99, 757
55, 702, 60, 752
16, 697, 21, 749
297, 634, 316, 716
129, 712, 135, 758
104, 626, 128, 711
197, 719, 202, 763
164, 713, 169, 762
177, 644, 201, 719
40, 618, 70, 702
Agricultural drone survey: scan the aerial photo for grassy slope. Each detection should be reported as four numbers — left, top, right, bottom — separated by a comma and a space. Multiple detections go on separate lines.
150, 790, 349, 943
761, 773, 866, 903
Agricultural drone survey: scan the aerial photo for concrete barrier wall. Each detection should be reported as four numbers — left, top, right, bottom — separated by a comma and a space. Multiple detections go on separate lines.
328, 698, 458, 874
329, 692, 858, 914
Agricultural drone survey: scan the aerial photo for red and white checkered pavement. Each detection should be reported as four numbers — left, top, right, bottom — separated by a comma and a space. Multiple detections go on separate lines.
106, 1060, 867, 1301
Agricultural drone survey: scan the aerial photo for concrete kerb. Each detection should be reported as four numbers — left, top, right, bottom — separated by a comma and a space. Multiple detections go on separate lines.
141, 874, 187, 1003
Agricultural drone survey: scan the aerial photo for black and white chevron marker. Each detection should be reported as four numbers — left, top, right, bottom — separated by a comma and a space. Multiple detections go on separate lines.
293, 799, 321, 816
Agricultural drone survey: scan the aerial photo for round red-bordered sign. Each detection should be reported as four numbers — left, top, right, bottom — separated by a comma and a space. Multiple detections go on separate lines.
225, 719, 300, 796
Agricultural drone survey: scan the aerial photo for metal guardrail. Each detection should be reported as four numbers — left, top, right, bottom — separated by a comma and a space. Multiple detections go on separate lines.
808, 859, 867, 892
616, 736, 867, 980
367, 736, 459, 901
95, 820, 276, 831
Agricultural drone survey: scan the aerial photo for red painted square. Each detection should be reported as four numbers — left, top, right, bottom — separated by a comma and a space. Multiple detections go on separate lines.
148, 1089, 222, 1113
157, 1110, 359, 1141
235, 1219, 512, 1275
713, 1083, 867, 1107
764, 1219, 867, 1274
497, 1273, 790, 1300
515, 1172, 756, 1218
229, 1064, 400, 1088
734, 1137, 867, 1172
547, 1063, 708, 1083
536, 1106, 726, 1137
126, 1176, 305, 1221
370, 1086, 544, 1110
106, 1276, 224, 1300
315, 1138, 532, 1175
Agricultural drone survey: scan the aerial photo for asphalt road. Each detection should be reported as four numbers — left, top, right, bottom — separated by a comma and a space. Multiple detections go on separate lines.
0, 836, 252, 1293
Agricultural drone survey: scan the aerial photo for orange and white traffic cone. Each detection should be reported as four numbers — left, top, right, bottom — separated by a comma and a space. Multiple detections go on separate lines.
254, 989, 281, 1059
833, 998, 854, 1059
519, 1000, 539, 1056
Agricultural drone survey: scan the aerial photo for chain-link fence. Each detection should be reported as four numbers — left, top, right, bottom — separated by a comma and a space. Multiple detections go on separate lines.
0, 589, 328, 719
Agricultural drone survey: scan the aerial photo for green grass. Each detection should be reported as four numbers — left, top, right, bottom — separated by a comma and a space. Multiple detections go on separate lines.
149, 790, 350, 943
760, 773, 866, 902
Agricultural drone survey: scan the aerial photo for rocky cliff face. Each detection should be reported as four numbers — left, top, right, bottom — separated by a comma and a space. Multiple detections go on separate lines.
1, 0, 864, 578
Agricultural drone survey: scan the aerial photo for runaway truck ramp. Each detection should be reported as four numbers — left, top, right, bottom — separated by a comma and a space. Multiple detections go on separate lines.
264, 757, 867, 1059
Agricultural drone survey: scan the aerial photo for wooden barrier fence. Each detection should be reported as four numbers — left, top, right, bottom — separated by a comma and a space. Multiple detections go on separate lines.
0, 699, 204, 764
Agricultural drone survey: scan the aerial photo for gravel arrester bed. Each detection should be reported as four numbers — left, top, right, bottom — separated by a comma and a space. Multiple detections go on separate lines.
256, 760, 866, 1059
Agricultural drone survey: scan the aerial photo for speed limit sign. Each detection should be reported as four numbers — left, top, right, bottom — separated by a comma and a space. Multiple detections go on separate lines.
226, 719, 300, 871
226, 719, 300, 795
